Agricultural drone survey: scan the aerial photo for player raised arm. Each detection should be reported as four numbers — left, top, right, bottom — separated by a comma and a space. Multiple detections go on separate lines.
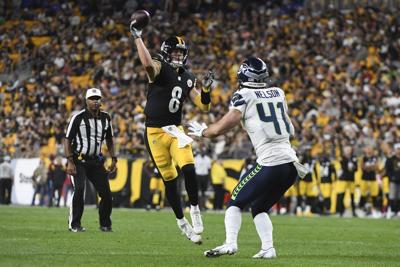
190, 70, 214, 112
130, 16, 160, 81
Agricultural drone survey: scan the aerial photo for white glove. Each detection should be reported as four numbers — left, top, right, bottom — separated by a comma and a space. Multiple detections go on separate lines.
188, 121, 208, 137
202, 70, 214, 90
130, 21, 142, 39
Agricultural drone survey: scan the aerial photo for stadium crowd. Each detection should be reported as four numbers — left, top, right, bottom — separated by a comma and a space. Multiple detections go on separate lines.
1, 0, 400, 217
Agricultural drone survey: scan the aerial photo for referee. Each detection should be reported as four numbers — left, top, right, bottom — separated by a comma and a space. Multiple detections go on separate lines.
64, 88, 117, 232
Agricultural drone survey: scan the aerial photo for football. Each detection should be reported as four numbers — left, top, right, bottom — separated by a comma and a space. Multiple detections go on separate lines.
130, 10, 151, 30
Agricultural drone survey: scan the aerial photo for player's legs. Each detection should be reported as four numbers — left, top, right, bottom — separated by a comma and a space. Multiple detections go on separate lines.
336, 180, 346, 215
0, 179, 6, 204
171, 139, 203, 234
249, 163, 297, 259
349, 181, 357, 217
145, 128, 181, 216
205, 163, 269, 257
170, 139, 198, 206
145, 128, 200, 243
359, 180, 369, 210
306, 182, 319, 214
204, 205, 240, 257
205, 163, 297, 258
320, 183, 332, 215
370, 181, 380, 209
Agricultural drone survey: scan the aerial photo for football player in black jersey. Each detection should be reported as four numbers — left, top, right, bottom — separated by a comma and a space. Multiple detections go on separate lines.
359, 146, 380, 217
130, 25, 214, 243
336, 145, 358, 217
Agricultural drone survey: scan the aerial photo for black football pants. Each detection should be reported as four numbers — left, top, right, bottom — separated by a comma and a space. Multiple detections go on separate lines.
68, 161, 112, 228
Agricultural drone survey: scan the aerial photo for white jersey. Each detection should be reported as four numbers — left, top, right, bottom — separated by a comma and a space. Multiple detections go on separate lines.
230, 86, 298, 166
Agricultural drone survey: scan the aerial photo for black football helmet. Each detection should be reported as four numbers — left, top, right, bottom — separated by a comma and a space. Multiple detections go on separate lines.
160, 36, 188, 68
237, 57, 273, 88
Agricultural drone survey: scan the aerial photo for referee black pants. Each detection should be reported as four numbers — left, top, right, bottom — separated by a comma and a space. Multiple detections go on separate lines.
69, 160, 112, 229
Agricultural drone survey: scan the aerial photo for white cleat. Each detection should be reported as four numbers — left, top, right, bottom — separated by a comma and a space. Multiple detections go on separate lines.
204, 244, 237, 257
190, 209, 204, 234
252, 247, 277, 259
177, 218, 202, 244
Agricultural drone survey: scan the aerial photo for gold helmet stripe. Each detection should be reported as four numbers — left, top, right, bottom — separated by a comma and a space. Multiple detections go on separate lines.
176, 36, 184, 45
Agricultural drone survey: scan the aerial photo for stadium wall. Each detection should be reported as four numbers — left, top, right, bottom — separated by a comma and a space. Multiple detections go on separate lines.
11, 158, 245, 208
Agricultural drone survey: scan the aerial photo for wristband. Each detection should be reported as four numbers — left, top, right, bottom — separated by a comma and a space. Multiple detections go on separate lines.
201, 88, 211, 105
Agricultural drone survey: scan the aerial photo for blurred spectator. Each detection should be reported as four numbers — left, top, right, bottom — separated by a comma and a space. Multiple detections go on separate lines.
31, 159, 48, 206
0, 155, 14, 204
385, 143, 400, 218
210, 159, 227, 210
194, 147, 212, 210
50, 157, 67, 207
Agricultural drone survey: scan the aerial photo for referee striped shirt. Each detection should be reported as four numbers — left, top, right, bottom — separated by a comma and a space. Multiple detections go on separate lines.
65, 109, 114, 156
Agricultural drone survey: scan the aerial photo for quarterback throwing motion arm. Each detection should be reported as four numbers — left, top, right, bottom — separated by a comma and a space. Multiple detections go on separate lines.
131, 25, 213, 111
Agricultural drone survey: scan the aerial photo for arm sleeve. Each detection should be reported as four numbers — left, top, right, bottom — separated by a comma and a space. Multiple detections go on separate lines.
200, 78, 211, 104
148, 58, 162, 83
229, 91, 246, 114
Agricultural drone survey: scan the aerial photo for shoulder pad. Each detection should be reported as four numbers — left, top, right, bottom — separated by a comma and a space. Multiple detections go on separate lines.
230, 91, 246, 107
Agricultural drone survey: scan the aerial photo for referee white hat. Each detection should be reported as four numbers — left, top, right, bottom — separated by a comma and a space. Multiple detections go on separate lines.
85, 88, 102, 99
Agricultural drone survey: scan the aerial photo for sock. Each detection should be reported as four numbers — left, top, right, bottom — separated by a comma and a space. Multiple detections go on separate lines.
254, 212, 273, 250
177, 217, 187, 225
224, 206, 241, 247
182, 164, 199, 206
164, 179, 184, 219
190, 204, 200, 212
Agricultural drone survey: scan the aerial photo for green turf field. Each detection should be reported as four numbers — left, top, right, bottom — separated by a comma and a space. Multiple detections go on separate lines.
0, 206, 399, 267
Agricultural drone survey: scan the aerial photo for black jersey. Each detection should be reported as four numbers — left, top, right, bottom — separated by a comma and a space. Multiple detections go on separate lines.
319, 157, 336, 183
339, 156, 358, 181
144, 59, 196, 127
385, 156, 400, 183
301, 155, 315, 182
362, 156, 377, 181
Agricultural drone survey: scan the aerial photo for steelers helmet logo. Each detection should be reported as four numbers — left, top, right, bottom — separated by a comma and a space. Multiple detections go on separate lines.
187, 79, 193, 87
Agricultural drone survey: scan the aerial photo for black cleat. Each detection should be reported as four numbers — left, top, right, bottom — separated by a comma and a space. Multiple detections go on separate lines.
100, 226, 113, 232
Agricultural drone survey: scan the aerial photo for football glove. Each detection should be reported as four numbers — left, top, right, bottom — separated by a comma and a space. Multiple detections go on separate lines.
202, 70, 214, 91
188, 121, 208, 137
130, 21, 142, 39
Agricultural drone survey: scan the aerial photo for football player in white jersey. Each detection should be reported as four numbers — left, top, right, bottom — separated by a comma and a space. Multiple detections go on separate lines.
188, 57, 307, 259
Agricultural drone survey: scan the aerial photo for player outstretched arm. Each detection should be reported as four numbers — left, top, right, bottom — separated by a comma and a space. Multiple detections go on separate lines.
189, 108, 242, 138
190, 70, 214, 112
130, 23, 159, 81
